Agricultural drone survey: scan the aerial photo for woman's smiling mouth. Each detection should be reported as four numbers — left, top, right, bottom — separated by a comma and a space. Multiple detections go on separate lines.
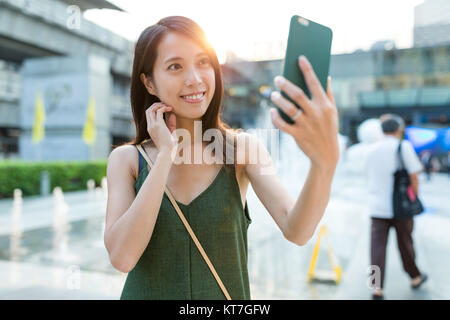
180, 91, 206, 103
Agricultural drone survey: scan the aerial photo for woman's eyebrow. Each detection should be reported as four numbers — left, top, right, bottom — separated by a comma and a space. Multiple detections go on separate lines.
164, 52, 208, 64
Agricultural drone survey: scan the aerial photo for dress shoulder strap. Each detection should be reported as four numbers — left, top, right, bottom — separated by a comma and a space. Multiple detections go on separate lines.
137, 145, 144, 174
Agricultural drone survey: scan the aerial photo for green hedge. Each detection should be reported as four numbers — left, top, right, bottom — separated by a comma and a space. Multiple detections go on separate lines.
0, 160, 107, 199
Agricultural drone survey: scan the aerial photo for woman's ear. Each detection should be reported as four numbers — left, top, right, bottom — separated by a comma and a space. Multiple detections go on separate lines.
140, 73, 157, 96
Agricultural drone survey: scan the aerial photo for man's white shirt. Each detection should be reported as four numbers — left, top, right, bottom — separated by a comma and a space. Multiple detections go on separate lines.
364, 135, 423, 219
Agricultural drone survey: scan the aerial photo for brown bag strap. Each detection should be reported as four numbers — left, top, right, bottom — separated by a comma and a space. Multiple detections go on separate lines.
136, 142, 232, 300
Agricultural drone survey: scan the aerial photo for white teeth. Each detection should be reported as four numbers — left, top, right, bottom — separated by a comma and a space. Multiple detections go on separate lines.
182, 93, 204, 100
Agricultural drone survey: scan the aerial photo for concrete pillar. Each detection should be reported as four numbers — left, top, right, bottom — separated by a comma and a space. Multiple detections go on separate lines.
19, 55, 111, 161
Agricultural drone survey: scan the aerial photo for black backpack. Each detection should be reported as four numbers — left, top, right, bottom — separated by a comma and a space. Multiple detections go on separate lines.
393, 141, 424, 219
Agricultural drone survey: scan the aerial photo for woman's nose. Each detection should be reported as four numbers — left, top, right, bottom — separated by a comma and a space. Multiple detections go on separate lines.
184, 67, 202, 86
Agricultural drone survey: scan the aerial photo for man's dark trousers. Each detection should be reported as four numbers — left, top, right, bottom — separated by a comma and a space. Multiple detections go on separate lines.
370, 217, 421, 289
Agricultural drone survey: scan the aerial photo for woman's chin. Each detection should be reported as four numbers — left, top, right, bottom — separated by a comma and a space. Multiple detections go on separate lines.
176, 109, 207, 121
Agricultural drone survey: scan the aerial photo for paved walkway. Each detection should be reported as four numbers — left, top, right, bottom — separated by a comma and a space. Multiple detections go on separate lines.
0, 140, 448, 299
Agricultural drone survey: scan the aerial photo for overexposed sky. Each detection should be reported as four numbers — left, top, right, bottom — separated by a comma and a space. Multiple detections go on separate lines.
84, 0, 424, 63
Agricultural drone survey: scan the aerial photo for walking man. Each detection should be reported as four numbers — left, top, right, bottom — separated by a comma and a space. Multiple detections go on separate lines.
365, 114, 428, 300
420, 150, 432, 181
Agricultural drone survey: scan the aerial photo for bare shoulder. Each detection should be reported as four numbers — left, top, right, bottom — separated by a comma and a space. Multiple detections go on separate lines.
107, 144, 140, 180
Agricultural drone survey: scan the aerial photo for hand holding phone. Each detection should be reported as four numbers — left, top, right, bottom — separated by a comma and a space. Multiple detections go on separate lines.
277, 15, 333, 124
269, 15, 339, 168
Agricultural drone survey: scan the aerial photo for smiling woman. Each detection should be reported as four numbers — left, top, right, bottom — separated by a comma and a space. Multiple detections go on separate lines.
104, 14, 340, 301
104, 16, 251, 301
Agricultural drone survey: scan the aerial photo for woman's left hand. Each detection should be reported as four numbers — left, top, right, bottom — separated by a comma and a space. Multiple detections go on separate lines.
270, 55, 339, 169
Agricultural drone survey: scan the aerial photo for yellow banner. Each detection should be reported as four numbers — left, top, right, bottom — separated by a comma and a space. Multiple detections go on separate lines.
82, 96, 96, 146
32, 91, 46, 144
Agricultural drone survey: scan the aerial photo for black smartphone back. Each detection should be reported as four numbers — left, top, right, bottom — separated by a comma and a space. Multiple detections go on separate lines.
278, 15, 333, 124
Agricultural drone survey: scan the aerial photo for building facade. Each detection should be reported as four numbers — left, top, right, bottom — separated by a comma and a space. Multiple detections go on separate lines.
223, 45, 450, 144
1, 0, 449, 159
0, 0, 134, 160
330, 45, 450, 143
414, 0, 450, 47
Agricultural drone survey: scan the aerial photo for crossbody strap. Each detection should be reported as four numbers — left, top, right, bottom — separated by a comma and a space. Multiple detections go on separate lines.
136, 143, 232, 300
396, 140, 405, 170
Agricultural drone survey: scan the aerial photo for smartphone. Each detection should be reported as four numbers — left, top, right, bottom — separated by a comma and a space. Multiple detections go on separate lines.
277, 15, 333, 124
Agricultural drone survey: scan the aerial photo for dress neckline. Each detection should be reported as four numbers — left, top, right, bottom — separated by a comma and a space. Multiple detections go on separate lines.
141, 165, 225, 208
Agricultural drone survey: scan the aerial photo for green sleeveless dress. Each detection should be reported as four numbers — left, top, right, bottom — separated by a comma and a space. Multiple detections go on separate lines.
119, 147, 252, 300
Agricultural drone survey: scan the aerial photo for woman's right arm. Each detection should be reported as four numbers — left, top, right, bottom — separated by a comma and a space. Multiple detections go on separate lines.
104, 145, 173, 273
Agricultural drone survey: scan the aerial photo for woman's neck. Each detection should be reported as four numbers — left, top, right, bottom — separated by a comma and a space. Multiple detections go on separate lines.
175, 115, 204, 146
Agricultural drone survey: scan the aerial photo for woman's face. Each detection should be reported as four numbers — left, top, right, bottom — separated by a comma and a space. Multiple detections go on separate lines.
141, 31, 216, 120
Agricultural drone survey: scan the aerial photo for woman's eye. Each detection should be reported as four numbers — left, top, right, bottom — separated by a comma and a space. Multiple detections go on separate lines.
168, 58, 209, 71
168, 63, 181, 71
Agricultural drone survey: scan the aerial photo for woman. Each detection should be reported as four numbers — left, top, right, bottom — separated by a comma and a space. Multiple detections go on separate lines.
104, 16, 339, 300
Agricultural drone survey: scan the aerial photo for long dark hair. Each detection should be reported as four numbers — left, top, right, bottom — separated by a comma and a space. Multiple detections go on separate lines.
120, 16, 240, 170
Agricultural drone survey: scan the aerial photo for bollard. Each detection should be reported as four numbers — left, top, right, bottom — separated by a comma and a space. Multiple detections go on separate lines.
11, 188, 23, 236
87, 179, 95, 191
101, 177, 107, 191
53, 186, 62, 197
40, 171, 50, 196
13, 188, 23, 206
13, 188, 22, 198
52, 186, 69, 231
101, 177, 107, 198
